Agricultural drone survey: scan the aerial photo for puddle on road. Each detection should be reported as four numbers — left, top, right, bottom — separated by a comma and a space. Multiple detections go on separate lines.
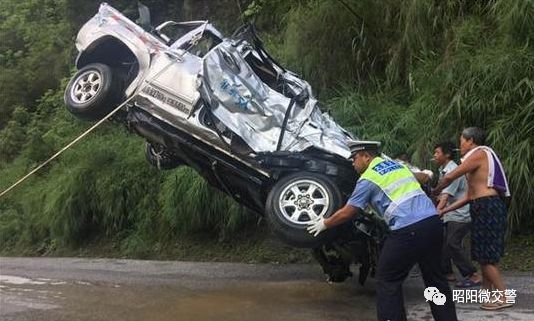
0, 275, 64, 314
0, 275, 48, 285
2, 274, 533, 321
58, 281, 377, 321
1, 277, 378, 321
140, 282, 377, 321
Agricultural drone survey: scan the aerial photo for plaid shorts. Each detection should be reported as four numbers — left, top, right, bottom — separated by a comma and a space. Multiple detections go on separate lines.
470, 196, 507, 264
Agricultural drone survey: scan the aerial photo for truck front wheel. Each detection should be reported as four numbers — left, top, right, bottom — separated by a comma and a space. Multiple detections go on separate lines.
64, 63, 123, 121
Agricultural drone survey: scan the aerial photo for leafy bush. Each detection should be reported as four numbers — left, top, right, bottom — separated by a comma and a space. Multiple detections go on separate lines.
1, 0, 533, 255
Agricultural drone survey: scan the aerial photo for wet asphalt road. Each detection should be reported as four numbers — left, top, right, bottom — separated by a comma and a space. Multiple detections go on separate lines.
0, 257, 533, 321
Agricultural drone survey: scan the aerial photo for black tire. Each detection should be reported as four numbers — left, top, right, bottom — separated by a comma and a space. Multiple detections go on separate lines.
64, 63, 122, 121
266, 172, 343, 248
145, 142, 183, 170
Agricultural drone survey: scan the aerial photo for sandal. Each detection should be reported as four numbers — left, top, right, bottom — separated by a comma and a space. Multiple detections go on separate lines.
455, 278, 481, 288
480, 301, 514, 310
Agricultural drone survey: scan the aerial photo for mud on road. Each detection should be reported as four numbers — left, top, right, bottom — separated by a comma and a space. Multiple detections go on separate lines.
1, 257, 533, 320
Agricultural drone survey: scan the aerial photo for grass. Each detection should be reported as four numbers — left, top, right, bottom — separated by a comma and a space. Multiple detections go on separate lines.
501, 235, 534, 272
0, 226, 314, 265
1, 228, 531, 272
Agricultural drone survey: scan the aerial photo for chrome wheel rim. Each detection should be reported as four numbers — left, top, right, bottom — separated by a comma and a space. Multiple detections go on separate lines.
70, 70, 102, 104
278, 179, 330, 225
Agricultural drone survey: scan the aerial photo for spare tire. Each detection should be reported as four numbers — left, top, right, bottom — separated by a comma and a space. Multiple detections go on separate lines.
266, 172, 343, 248
64, 63, 123, 121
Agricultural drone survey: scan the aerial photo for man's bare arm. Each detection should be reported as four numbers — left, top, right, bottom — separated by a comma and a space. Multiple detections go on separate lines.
433, 150, 482, 195
439, 195, 470, 215
437, 194, 449, 211
324, 205, 359, 228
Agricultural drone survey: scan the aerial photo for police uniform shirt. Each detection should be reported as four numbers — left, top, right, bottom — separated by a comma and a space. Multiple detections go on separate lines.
347, 176, 438, 230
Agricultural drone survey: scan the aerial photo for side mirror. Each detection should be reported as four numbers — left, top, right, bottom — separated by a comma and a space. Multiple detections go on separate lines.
137, 1, 151, 31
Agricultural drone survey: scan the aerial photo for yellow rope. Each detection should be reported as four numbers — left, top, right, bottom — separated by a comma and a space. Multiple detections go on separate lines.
0, 97, 133, 198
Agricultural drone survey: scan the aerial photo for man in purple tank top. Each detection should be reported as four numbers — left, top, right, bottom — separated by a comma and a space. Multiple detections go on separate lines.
434, 127, 513, 311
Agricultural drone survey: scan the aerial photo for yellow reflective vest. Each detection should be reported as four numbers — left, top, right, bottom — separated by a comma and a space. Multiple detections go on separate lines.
359, 157, 426, 224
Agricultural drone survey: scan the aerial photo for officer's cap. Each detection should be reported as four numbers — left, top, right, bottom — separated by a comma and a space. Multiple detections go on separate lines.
348, 140, 381, 158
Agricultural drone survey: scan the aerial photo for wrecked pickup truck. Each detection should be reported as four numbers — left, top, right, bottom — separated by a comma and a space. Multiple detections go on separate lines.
65, 3, 387, 283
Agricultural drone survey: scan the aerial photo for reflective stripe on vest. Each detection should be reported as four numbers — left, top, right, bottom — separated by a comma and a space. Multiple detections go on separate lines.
359, 157, 425, 223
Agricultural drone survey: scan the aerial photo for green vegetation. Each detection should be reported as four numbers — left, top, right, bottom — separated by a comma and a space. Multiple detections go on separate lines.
501, 235, 534, 272
0, 0, 533, 268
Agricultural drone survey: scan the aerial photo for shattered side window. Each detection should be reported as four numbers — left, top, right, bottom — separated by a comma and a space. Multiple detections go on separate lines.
163, 25, 198, 43
181, 32, 221, 57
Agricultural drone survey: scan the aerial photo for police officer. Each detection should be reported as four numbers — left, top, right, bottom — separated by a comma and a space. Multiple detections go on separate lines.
307, 141, 457, 321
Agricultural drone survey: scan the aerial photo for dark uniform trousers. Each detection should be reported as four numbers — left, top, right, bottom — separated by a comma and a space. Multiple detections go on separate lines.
376, 215, 458, 321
